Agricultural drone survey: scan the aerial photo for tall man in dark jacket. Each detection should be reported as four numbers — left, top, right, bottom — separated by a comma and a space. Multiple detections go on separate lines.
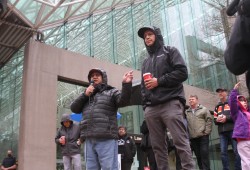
70, 68, 133, 170
118, 125, 136, 170
137, 26, 194, 170
214, 88, 241, 170
55, 113, 82, 170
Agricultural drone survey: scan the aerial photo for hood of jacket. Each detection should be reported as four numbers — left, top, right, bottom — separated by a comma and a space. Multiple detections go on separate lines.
60, 113, 73, 126
87, 68, 108, 85
237, 95, 249, 112
138, 26, 164, 54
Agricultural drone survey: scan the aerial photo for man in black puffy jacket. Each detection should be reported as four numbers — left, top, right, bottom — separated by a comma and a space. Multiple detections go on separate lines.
70, 68, 133, 170
138, 26, 194, 170
118, 125, 136, 170
55, 113, 82, 170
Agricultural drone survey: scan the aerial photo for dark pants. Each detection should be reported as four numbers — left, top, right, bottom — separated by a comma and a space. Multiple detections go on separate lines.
190, 135, 210, 170
121, 160, 133, 170
145, 148, 158, 170
175, 148, 182, 170
145, 100, 194, 170
219, 131, 241, 170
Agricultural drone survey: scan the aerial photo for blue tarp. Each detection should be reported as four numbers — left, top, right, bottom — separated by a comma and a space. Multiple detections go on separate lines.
70, 112, 122, 122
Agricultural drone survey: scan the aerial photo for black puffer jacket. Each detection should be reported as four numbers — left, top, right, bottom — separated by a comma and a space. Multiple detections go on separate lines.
55, 114, 81, 156
140, 26, 188, 107
70, 69, 132, 140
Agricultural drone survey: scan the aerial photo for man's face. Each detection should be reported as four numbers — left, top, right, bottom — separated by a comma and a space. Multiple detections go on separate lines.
118, 127, 126, 136
7, 150, 12, 156
189, 97, 198, 108
63, 120, 71, 128
217, 90, 227, 100
144, 30, 156, 46
90, 71, 103, 85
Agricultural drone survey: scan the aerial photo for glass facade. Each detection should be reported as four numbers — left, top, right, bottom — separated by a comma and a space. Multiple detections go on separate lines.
0, 0, 237, 169
0, 49, 23, 161
43, 0, 236, 91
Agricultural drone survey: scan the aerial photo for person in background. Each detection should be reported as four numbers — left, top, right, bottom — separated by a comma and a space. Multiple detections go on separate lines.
140, 120, 158, 170
214, 88, 241, 170
138, 26, 194, 170
185, 95, 213, 170
70, 68, 133, 170
55, 113, 82, 170
1, 150, 17, 170
229, 82, 250, 170
118, 125, 136, 170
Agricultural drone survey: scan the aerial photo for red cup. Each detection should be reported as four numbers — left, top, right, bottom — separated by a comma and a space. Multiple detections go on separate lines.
143, 73, 152, 81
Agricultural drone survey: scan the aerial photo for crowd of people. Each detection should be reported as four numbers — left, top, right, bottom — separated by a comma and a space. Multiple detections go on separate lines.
2, 3, 250, 168
52, 25, 249, 170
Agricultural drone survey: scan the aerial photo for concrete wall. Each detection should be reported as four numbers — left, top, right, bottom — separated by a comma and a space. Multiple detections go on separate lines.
18, 40, 218, 170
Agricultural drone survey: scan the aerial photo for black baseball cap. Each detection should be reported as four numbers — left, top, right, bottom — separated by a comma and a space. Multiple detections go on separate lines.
216, 88, 227, 92
138, 26, 155, 39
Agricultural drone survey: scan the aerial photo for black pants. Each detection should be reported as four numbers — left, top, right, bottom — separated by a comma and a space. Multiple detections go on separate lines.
190, 135, 210, 170
121, 160, 133, 170
145, 148, 158, 170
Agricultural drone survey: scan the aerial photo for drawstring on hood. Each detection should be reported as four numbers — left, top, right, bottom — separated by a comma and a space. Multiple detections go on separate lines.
138, 26, 164, 54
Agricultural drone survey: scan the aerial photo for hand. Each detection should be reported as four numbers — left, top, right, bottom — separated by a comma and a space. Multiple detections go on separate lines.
122, 70, 133, 83
234, 82, 240, 90
144, 77, 158, 90
85, 85, 95, 96
59, 136, 66, 145
216, 115, 226, 123
77, 139, 81, 145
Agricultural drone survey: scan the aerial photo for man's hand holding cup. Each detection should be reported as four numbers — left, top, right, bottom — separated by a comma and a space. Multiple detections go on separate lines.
143, 73, 158, 90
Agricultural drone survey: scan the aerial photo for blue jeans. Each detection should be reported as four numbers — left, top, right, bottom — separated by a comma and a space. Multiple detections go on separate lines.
85, 138, 118, 170
220, 131, 241, 170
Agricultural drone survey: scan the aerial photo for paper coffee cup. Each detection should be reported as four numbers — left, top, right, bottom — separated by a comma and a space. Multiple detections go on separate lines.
143, 73, 152, 80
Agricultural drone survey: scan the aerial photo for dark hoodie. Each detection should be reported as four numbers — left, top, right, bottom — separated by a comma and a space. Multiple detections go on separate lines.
138, 26, 188, 108
70, 68, 132, 140
55, 113, 81, 156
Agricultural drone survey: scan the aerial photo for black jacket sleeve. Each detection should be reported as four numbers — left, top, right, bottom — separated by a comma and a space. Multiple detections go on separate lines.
226, 0, 240, 16
70, 93, 89, 113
